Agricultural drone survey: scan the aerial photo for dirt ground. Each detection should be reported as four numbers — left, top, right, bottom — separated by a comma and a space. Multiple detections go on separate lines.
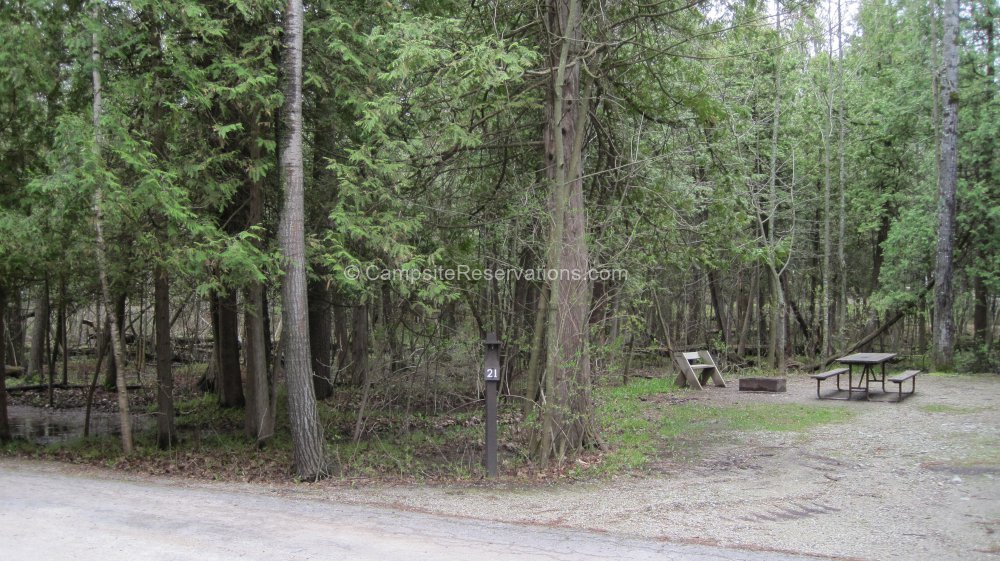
306, 373, 1000, 561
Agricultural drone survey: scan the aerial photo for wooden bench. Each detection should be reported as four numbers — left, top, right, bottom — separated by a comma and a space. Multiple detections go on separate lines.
673, 351, 726, 390
887, 370, 920, 402
810, 367, 850, 399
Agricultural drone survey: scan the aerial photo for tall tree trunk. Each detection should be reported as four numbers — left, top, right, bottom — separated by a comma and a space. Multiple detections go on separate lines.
48, 279, 66, 383
308, 276, 333, 400
91, 12, 132, 453
972, 2, 998, 348
28, 279, 49, 377
532, 0, 596, 465
934, 0, 959, 370
836, 0, 848, 352
244, 282, 275, 443
767, 1, 787, 372
708, 269, 729, 346
6, 291, 25, 368
821, 2, 834, 358
154, 265, 175, 448
0, 287, 10, 442
381, 286, 404, 379
307, 89, 338, 401
58, 277, 68, 385
102, 293, 125, 390
243, 117, 274, 443
973, 6, 994, 347
216, 291, 245, 408
350, 304, 368, 386
523, 283, 548, 415
332, 297, 349, 379
768, 265, 788, 372
140, 14, 175, 448
973, 276, 988, 345
46, 280, 55, 406
278, 0, 326, 479
737, 267, 758, 356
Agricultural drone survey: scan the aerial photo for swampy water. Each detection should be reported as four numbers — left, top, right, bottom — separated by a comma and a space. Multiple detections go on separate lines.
7, 405, 152, 445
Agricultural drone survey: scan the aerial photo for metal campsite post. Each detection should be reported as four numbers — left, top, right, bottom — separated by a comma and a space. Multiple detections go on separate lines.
484, 332, 500, 478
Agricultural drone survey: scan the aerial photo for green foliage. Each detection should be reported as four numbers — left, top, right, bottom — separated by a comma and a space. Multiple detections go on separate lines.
1, 0, 997, 477
953, 345, 1000, 374
317, 9, 542, 310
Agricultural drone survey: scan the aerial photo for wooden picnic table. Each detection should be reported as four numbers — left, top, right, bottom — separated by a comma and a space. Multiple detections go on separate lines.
836, 352, 897, 400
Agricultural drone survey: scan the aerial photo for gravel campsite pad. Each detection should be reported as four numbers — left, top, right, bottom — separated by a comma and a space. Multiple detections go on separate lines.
314, 373, 1000, 561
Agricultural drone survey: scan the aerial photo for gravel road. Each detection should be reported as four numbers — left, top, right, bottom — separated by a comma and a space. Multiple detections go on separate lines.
0, 464, 821, 561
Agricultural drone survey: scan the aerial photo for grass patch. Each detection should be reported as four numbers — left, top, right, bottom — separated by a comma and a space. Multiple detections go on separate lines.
593, 377, 677, 474
661, 402, 854, 439
592, 377, 854, 476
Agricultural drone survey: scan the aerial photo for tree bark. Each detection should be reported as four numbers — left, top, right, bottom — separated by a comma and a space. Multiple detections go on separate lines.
532, 0, 596, 465
332, 297, 349, 381
523, 283, 548, 415
92, 11, 132, 453
768, 265, 788, 372
836, 0, 848, 352
48, 278, 67, 388
102, 293, 125, 390
6, 291, 25, 368
736, 266, 757, 356
934, 0, 959, 370
0, 286, 10, 442
708, 269, 729, 346
84, 320, 109, 438
350, 304, 368, 386
308, 276, 333, 400
58, 277, 68, 385
215, 290, 245, 408
973, 275, 988, 345
306, 96, 338, 399
822, 3, 834, 358
153, 265, 175, 448
243, 118, 274, 443
767, 1, 787, 373
244, 282, 275, 443
973, 4, 994, 348
28, 280, 49, 377
278, 0, 326, 479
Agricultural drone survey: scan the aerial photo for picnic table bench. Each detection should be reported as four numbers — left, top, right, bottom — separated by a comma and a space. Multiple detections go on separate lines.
887, 369, 920, 402
810, 367, 849, 399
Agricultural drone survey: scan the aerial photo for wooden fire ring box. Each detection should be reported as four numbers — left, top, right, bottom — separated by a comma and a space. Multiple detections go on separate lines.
738, 377, 787, 392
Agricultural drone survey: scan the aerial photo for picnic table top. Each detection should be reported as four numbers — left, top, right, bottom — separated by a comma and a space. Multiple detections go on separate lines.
837, 352, 897, 365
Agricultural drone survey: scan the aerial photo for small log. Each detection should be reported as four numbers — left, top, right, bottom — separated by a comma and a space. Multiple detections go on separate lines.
739, 377, 787, 392
4, 365, 24, 378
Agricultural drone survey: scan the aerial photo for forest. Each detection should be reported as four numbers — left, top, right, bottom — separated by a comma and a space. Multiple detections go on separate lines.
0, 0, 996, 479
